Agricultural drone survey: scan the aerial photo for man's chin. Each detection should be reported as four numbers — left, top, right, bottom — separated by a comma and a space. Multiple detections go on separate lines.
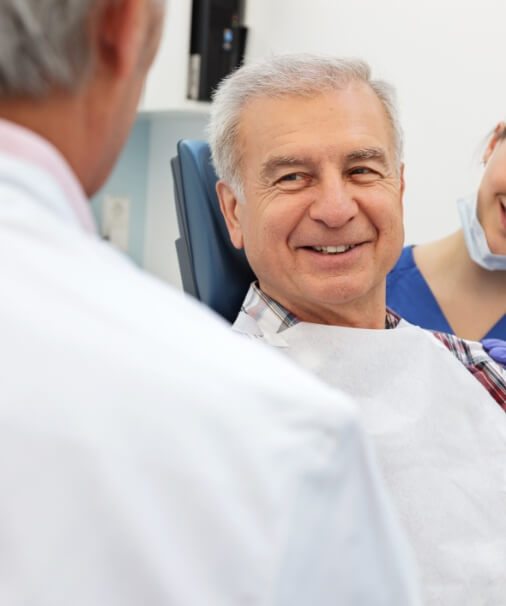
288, 280, 385, 324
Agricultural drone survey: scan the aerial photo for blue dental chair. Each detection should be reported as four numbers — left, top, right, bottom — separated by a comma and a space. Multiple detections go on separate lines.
171, 139, 256, 324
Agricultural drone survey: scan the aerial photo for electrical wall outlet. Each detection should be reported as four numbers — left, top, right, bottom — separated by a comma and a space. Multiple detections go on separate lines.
102, 194, 130, 253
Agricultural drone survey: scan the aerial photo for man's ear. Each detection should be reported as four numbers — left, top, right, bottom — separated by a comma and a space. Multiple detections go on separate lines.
95, 0, 145, 78
483, 121, 505, 164
216, 181, 245, 249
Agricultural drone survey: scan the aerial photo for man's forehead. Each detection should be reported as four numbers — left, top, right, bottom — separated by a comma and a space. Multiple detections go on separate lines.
239, 82, 381, 119
239, 87, 392, 143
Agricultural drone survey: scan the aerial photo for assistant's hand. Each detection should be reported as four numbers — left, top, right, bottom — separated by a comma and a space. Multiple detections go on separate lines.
482, 338, 506, 366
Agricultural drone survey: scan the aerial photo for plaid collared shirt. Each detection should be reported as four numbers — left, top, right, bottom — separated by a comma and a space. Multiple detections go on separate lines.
241, 282, 506, 411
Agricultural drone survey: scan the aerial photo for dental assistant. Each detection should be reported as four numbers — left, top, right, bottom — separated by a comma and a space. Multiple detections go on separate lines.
387, 122, 506, 342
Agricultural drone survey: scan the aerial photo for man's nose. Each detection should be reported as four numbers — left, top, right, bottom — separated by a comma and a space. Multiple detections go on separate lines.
308, 173, 358, 227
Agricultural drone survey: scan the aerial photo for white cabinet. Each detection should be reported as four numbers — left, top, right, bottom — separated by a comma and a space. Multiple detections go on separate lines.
140, 0, 190, 111
140, 0, 210, 114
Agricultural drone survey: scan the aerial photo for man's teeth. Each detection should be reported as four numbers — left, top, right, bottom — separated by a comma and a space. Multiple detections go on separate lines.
311, 244, 356, 254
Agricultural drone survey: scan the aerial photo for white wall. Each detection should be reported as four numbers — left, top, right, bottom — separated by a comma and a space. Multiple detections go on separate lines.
244, 0, 505, 244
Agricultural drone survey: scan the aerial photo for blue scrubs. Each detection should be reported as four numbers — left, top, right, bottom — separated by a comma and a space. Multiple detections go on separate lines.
387, 246, 506, 339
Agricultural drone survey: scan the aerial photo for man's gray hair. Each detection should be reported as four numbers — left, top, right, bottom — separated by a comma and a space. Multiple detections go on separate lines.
0, 0, 163, 98
208, 54, 404, 198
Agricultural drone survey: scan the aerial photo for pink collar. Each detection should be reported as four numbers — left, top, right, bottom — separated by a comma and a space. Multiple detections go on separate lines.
0, 118, 97, 234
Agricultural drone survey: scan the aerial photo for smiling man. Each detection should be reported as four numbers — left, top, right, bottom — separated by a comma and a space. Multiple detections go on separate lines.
217, 78, 404, 328
210, 54, 506, 606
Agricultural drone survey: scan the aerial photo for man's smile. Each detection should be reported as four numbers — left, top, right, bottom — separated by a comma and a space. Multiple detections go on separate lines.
297, 241, 370, 264
297, 238, 372, 256
310, 244, 357, 254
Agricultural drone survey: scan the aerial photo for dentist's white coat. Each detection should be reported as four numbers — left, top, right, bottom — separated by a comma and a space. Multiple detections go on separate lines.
0, 129, 420, 606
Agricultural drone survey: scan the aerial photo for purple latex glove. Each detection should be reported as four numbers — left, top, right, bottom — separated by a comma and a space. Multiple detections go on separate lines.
482, 338, 506, 366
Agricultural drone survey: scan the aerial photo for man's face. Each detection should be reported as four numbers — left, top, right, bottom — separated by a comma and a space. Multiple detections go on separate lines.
218, 84, 405, 326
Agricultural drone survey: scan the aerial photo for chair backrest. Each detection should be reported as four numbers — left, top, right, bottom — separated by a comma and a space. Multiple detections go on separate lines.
171, 139, 256, 323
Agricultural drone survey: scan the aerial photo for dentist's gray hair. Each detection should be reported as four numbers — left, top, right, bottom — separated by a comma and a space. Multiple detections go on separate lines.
208, 54, 403, 199
0, 0, 164, 98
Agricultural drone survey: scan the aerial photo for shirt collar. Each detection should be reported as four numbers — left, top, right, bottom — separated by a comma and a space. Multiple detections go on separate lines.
0, 118, 97, 234
242, 282, 401, 332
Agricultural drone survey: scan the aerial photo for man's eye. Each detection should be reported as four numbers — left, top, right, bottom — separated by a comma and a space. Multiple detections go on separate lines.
279, 173, 304, 181
349, 167, 380, 182
275, 173, 311, 190
352, 167, 371, 174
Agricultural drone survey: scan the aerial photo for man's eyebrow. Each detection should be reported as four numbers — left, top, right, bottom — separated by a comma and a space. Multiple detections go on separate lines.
345, 147, 388, 167
260, 148, 390, 181
260, 156, 313, 181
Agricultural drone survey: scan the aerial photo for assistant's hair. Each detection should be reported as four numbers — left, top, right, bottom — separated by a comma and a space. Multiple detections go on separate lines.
0, 0, 163, 98
208, 54, 404, 198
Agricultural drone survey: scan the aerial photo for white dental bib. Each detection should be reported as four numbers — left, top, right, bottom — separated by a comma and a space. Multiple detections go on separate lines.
235, 313, 506, 606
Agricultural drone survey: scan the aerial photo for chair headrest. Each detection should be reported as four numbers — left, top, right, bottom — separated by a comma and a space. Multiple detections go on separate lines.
172, 139, 256, 324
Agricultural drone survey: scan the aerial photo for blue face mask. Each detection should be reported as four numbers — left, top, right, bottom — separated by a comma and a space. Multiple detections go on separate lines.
457, 194, 506, 271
